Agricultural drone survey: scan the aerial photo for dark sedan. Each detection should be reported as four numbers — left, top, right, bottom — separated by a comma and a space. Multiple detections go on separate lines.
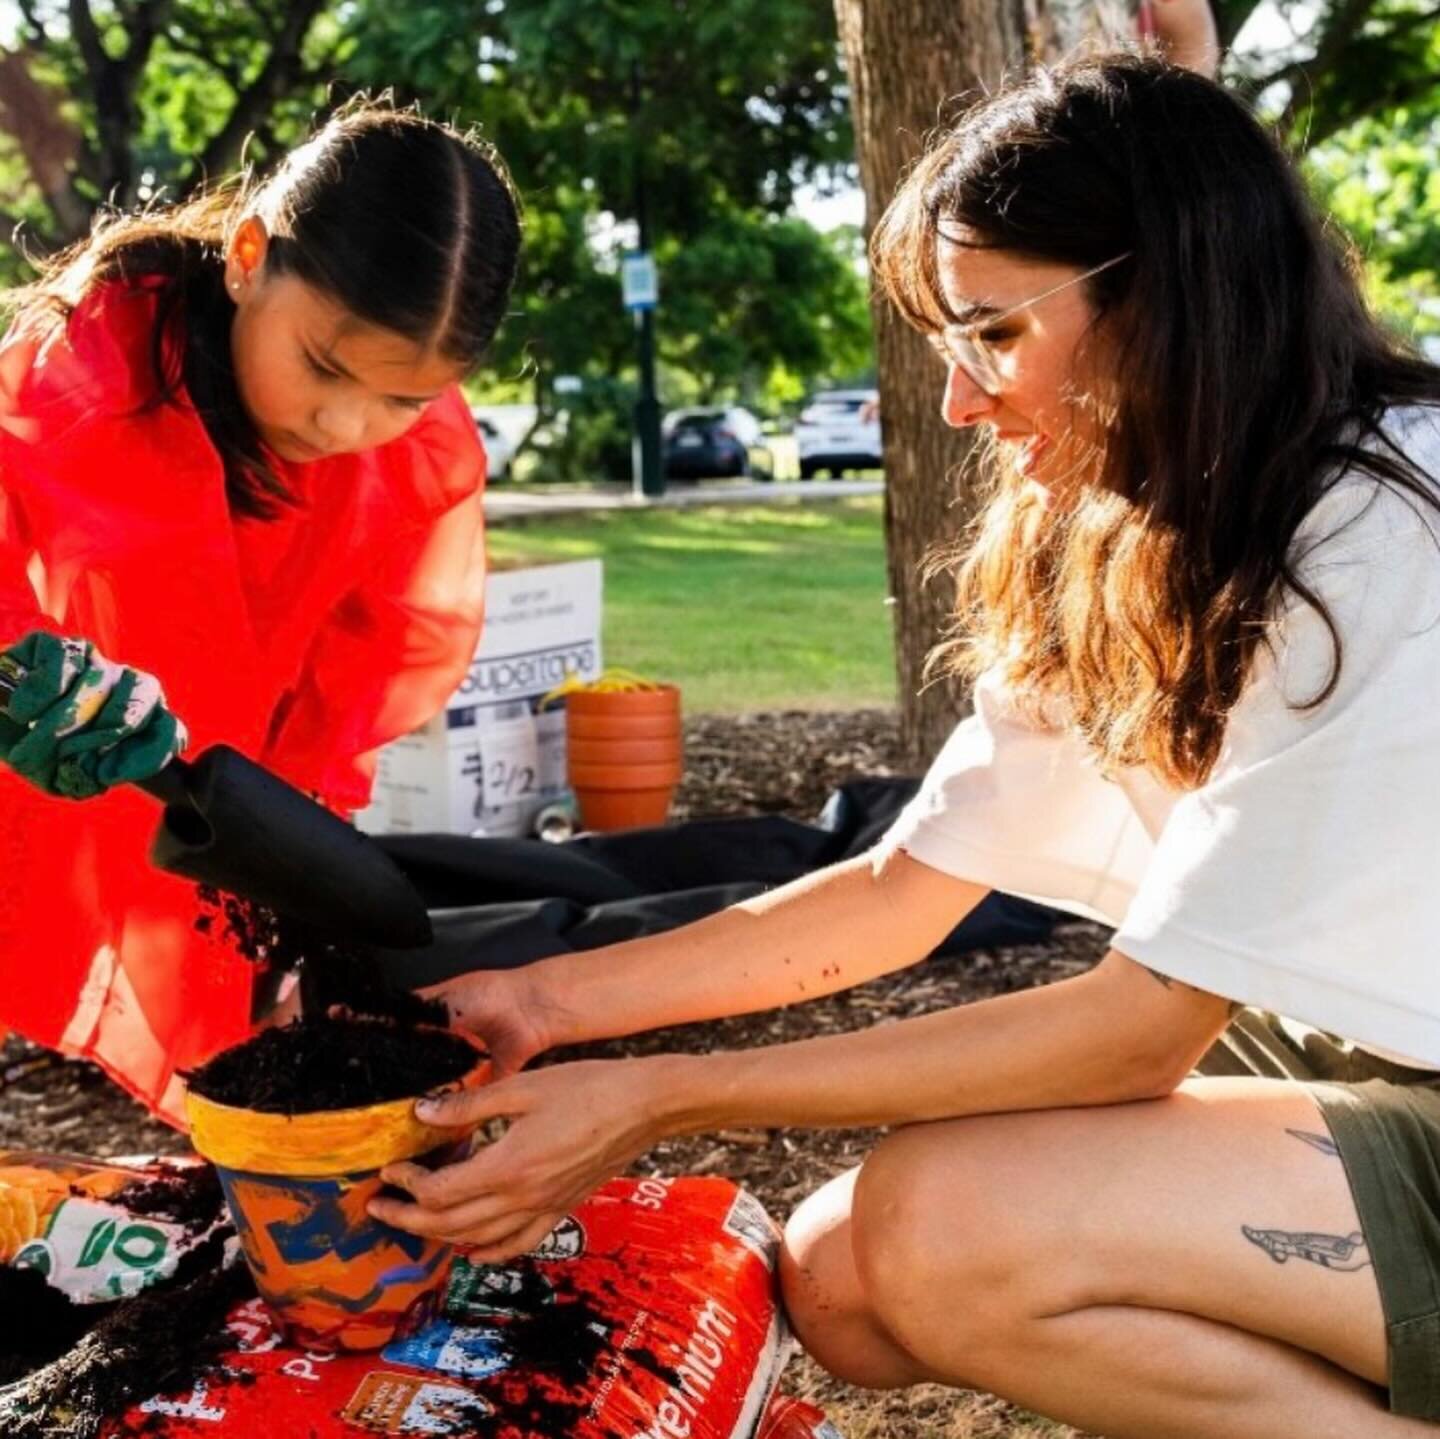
663, 411, 752, 479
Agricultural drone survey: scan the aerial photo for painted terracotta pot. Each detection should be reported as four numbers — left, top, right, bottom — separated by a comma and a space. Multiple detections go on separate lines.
185, 1034, 491, 1352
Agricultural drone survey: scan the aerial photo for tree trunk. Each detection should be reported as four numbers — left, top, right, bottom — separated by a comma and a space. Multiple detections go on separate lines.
833, 0, 1025, 768
0, 49, 87, 243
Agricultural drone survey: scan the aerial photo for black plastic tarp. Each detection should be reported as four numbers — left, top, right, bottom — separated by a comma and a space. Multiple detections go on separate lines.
367, 779, 1060, 990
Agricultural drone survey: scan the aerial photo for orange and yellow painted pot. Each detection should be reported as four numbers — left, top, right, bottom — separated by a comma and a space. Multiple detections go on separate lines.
185, 1037, 491, 1353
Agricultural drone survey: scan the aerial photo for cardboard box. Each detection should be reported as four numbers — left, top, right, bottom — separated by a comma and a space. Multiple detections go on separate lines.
356, 560, 603, 839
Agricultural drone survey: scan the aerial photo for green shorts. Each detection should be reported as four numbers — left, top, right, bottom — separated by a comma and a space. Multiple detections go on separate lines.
1200, 1012, 1440, 1420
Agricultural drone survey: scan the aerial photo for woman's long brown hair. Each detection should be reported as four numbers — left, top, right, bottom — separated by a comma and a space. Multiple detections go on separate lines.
872, 52, 1440, 789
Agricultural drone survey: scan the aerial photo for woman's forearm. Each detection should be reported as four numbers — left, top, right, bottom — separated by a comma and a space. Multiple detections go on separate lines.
646, 951, 1235, 1133
531, 849, 988, 1046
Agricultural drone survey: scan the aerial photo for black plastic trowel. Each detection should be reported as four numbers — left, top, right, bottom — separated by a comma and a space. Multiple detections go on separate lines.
0, 658, 433, 949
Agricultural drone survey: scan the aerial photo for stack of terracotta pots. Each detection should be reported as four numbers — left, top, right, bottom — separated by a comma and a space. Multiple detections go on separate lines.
565, 682, 682, 832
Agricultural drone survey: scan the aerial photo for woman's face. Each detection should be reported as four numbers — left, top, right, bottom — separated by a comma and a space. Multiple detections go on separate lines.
226, 221, 464, 465
934, 237, 1111, 497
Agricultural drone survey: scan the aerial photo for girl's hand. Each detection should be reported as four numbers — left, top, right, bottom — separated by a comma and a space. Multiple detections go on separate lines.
368, 1056, 676, 1261
1149, 0, 1220, 77
0, 632, 186, 799
418, 963, 575, 1077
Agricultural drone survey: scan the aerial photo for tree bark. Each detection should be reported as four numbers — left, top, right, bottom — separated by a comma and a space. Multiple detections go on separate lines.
833, 0, 1025, 767
0, 49, 85, 242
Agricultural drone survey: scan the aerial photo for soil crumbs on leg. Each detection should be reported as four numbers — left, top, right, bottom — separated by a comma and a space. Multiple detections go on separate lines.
0, 709, 1096, 1439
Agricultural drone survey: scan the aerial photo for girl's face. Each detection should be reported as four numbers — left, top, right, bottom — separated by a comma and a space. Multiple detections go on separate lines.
225, 221, 464, 465
934, 237, 1111, 497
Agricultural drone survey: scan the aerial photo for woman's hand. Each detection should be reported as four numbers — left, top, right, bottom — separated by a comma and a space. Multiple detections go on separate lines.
418, 962, 575, 1077
367, 1055, 677, 1261
0, 632, 186, 799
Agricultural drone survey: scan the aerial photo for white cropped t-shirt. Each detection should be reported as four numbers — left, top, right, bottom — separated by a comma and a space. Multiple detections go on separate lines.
881, 408, 1440, 1068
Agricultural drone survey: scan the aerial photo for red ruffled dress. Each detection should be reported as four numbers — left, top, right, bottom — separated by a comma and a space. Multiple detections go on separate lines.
0, 278, 487, 1125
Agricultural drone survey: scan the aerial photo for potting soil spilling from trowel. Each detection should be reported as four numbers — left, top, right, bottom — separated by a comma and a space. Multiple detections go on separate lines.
186, 1016, 477, 1114
195, 888, 448, 1028
297, 942, 449, 1029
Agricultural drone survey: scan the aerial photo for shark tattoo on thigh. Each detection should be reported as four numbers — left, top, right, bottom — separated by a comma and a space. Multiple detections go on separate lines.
1241, 1225, 1371, 1271
1285, 1128, 1340, 1158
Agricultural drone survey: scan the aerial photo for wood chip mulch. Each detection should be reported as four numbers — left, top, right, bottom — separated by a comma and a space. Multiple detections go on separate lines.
0, 708, 1102, 1439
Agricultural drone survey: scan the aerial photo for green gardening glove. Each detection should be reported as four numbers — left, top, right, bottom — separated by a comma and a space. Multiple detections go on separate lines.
0, 632, 188, 800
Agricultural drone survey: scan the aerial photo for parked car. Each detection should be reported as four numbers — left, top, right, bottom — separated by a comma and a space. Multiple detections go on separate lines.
470, 409, 515, 482
794, 389, 882, 479
662, 406, 768, 480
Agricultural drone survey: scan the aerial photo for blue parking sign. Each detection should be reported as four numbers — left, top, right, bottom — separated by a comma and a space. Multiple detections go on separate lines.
621, 252, 658, 311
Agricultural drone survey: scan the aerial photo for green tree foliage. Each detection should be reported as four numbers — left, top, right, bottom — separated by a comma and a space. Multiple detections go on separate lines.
1309, 101, 1440, 341
1222, 0, 1440, 147
0, 0, 872, 476
0, 0, 346, 255
1217, 1, 1440, 344
337, 0, 870, 473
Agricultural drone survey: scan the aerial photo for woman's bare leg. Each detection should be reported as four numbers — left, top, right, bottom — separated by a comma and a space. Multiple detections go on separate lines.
782, 1167, 936, 1387
784, 1078, 1438, 1437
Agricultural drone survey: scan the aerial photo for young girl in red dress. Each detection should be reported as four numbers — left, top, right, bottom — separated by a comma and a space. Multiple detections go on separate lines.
0, 100, 521, 1123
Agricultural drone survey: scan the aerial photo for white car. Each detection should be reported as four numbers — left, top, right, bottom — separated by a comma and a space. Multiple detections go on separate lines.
470, 410, 515, 482
795, 389, 882, 479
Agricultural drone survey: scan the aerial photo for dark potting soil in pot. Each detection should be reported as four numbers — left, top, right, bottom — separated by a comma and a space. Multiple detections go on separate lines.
186, 1016, 478, 1115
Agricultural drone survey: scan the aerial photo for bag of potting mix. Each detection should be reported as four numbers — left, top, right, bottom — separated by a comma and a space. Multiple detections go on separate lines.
753, 1395, 845, 1439
0, 1163, 843, 1437
0, 1150, 228, 1303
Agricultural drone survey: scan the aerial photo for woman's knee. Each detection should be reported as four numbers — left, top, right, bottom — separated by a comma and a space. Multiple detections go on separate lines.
850, 1122, 1035, 1370
781, 1170, 866, 1333
782, 1167, 938, 1389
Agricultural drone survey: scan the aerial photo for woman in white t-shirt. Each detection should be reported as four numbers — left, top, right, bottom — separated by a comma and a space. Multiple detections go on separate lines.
373, 55, 1440, 1435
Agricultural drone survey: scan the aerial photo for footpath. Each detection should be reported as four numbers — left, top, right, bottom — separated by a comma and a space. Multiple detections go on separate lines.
484, 476, 883, 523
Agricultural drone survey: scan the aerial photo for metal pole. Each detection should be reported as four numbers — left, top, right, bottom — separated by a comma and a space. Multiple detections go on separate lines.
631, 62, 664, 499
633, 312, 663, 500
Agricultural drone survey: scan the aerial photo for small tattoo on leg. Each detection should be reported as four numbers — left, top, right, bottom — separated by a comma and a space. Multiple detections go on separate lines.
1242, 1224, 1370, 1271
1285, 1128, 1340, 1158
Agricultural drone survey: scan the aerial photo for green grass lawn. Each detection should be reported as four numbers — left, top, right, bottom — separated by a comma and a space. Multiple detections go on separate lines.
488, 498, 897, 712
